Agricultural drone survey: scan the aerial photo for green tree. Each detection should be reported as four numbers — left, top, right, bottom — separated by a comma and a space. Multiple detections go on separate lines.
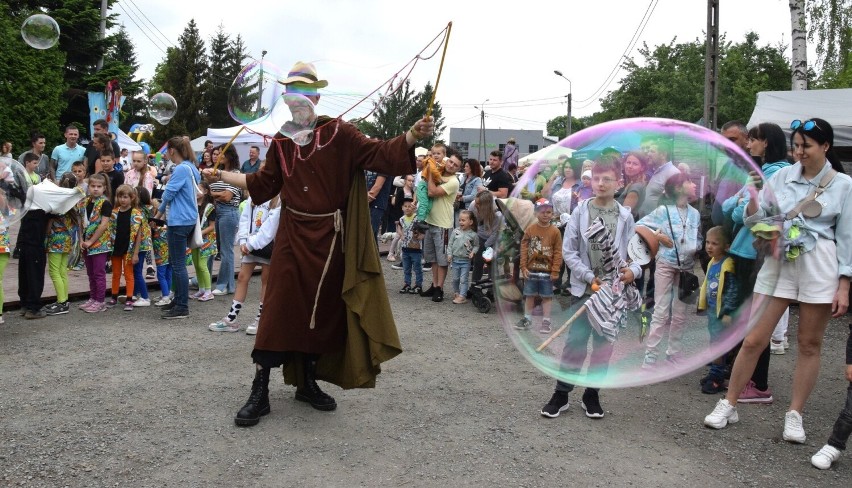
808, 0, 852, 85
545, 115, 587, 140
0, 3, 66, 148
152, 19, 208, 140
357, 80, 445, 147
204, 24, 232, 129
590, 33, 790, 125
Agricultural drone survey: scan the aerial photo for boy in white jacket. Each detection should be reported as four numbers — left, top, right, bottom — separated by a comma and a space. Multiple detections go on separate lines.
208, 196, 280, 334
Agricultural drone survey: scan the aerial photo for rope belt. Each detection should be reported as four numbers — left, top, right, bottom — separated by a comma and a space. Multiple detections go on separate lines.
285, 206, 344, 329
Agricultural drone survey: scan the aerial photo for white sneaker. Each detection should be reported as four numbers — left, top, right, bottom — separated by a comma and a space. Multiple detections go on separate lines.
783, 410, 806, 443
704, 399, 739, 429
770, 340, 785, 355
246, 318, 259, 335
212, 288, 228, 296
154, 295, 173, 307
811, 444, 841, 469
133, 298, 151, 307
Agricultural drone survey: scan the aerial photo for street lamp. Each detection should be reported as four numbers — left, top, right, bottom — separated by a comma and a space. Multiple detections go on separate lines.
553, 70, 572, 137
473, 98, 489, 161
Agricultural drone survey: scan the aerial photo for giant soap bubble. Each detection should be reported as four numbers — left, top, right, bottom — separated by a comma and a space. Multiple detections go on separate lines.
0, 157, 33, 226
496, 118, 778, 388
21, 14, 60, 50
269, 93, 317, 146
148, 93, 178, 124
227, 60, 284, 125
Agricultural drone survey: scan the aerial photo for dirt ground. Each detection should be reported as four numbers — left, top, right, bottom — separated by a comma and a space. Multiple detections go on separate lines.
1, 261, 851, 487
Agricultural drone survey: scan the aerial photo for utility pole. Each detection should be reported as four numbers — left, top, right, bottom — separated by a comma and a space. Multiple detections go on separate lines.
257, 50, 268, 115
96, 0, 108, 71
703, 0, 720, 131
475, 99, 488, 161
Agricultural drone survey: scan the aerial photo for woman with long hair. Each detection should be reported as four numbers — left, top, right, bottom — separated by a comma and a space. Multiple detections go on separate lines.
154, 136, 201, 319
210, 144, 243, 295
705, 118, 852, 445
617, 151, 649, 214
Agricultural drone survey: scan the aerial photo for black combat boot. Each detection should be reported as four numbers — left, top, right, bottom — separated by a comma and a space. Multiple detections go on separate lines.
234, 367, 271, 426
294, 356, 337, 411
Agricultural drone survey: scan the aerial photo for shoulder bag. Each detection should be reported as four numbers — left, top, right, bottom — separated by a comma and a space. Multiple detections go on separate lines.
666, 206, 699, 303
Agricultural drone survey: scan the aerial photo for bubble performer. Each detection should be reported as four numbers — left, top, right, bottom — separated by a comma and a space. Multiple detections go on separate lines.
704, 118, 852, 444
203, 62, 435, 427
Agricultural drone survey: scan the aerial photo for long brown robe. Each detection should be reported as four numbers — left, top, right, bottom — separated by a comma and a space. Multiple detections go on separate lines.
245, 118, 414, 388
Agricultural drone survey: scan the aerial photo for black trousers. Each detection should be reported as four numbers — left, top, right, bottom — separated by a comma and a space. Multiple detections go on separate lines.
18, 245, 46, 312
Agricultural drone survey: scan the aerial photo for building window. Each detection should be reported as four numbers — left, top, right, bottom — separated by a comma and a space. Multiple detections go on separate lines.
499, 144, 506, 152
528, 145, 538, 153
452, 142, 469, 159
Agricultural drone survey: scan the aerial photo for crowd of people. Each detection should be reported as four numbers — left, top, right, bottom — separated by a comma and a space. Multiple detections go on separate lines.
376, 119, 852, 470
1, 63, 850, 468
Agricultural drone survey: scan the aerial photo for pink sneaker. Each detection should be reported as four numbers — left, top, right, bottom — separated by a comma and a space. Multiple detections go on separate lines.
197, 291, 214, 302
78, 299, 94, 310
739, 380, 774, 404
84, 301, 106, 313
191, 290, 205, 299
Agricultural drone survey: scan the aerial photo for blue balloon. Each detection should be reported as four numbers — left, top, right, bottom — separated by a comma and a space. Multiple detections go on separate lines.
139, 141, 151, 155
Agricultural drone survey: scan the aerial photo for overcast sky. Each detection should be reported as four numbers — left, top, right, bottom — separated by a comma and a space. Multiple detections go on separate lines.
115, 0, 810, 135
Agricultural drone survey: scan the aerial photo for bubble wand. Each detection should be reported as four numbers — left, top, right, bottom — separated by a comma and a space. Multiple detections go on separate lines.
426, 21, 452, 118
212, 127, 245, 176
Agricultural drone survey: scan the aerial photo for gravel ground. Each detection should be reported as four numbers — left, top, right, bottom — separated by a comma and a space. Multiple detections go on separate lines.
1, 262, 851, 487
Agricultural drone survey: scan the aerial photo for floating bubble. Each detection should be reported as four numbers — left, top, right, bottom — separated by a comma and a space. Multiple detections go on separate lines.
148, 93, 178, 125
227, 60, 284, 125
21, 14, 60, 50
0, 157, 33, 226
269, 93, 317, 146
497, 118, 778, 389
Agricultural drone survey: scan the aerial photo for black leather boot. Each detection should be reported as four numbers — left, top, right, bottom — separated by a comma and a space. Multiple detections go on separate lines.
295, 356, 337, 411
234, 367, 271, 426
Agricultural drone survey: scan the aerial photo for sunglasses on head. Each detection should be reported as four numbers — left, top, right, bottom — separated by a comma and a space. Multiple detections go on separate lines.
790, 119, 822, 132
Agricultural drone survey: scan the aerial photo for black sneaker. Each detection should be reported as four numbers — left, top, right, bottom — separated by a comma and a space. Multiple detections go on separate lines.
419, 284, 435, 298
701, 377, 727, 394
391, 263, 403, 270
432, 287, 444, 302
581, 389, 604, 418
409, 286, 422, 295
514, 317, 531, 330
24, 309, 47, 320
161, 300, 176, 311
161, 308, 189, 320
44, 302, 70, 316
399, 284, 411, 294
540, 391, 569, 418
422, 262, 432, 271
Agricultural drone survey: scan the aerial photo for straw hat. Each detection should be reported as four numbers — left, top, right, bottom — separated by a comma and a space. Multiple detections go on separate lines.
278, 61, 328, 88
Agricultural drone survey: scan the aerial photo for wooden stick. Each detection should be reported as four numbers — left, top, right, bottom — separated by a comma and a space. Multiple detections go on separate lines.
536, 305, 587, 352
426, 22, 452, 118
214, 125, 246, 172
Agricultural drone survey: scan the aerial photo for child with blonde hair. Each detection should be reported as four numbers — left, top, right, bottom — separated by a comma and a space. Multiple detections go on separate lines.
80, 173, 113, 313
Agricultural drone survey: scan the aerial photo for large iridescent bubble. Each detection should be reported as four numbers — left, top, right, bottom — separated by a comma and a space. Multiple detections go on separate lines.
496, 118, 778, 388
269, 93, 317, 146
227, 60, 284, 125
21, 14, 60, 50
0, 157, 33, 226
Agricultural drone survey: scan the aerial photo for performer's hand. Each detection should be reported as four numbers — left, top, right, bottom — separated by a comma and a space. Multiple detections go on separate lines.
413, 116, 435, 138
202, 168, 221, 182
619, 267, 635, 284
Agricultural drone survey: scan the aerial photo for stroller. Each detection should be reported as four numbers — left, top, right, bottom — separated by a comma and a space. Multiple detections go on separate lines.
469, 197, 534, 313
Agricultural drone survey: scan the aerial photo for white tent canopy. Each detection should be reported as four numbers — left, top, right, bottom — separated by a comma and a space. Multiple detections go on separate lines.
518, 144, 574, 166
115, 129, 142, 153
748, 89, 852, 147
204, 117, 278, 162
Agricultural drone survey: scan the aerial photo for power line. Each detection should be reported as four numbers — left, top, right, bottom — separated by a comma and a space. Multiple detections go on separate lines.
127, 0, 175, 49
574, 0, 659, 105
442, 95, 566, 108
115, 3, 168, 54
